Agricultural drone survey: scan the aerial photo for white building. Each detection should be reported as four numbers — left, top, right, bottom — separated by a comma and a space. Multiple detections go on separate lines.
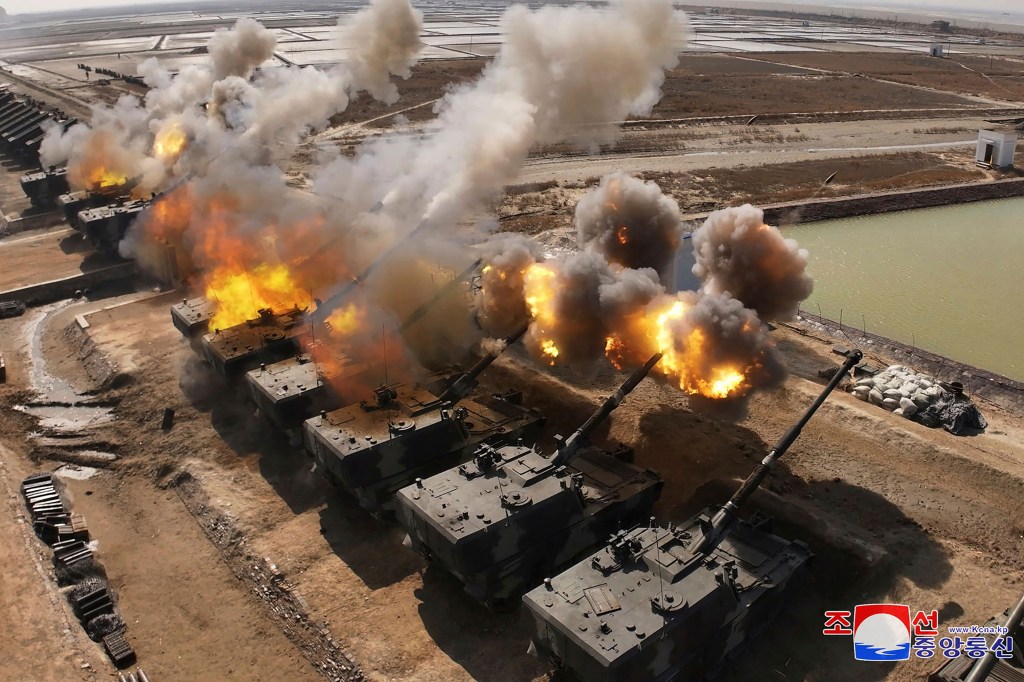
929, 43, 946, 57
976, 129, 1017, 169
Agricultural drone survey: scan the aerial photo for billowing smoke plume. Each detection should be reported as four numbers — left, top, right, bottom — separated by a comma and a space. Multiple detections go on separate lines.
41, 0, 424, 194
473, 174, 808, 418
341, 0, 423, 104
575, 171, 682, 277
209, 17, 277, 81
473, 235, 543, 338
691, 204, 814, 321
649, 291, 786, 420
314, 0, 687, 230
522, 253, 661, 366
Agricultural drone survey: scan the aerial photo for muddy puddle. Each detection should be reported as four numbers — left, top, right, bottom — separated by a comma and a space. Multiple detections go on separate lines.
19, 303, 119, 466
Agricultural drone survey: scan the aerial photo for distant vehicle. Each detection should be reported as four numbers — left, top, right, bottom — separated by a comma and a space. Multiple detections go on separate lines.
0, 300, 26, 318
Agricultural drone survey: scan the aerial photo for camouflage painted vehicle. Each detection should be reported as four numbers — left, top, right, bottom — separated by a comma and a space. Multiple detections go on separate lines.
246, 342, 369, 430
20, 166, 69, 206
78, 197, 152, 256
396, 353, 665, 606
58, 191, 99, 233
929, 592, 1024, 682
522, 350, 863, 682
200, 306, 309, 379
302, 325, 543, 514
170, 297, 215, 339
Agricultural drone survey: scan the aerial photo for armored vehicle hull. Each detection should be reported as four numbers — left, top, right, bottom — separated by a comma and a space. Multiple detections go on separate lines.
246, 349, 369, 430
929, 593, 1024, 681
78, 198, 151, 255
399, 444, 662, 604
523, 350, 863, 681
200, 307, 309, 379
58, 191, 105, 232
397, 353, 665, 605
20, 167, 69, 206
304, 383, 545, 513
523, 515, 810, 682
170, 297, 214, 339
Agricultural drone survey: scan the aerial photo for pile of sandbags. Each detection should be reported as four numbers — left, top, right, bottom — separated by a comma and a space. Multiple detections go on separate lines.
848, 364, 987, 435
849, 365, 945, 419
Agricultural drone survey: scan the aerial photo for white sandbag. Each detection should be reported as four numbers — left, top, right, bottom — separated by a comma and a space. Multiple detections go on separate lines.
898, 387, 914, 398
888, 365, 905, 373
893, 408, 904, 416
918, 379, 933, 388
882, 398, 900, 411
912, 393, 931, 409
883, 389, 902, 400
904, 382, 919, 393
869, 389, 884, 405
887, 380, 902, 391
856, 377, 875, 388
899, 397, 918, 417
852, 386, 871, 399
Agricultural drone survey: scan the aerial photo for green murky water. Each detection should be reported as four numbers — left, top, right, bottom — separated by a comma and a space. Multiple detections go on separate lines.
784, 196, 1024, 381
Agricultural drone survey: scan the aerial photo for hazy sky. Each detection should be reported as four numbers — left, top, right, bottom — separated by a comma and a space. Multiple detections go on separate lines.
3, 0, 1022, 17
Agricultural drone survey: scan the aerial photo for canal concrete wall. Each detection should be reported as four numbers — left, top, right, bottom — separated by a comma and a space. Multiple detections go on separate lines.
785, 310, 1024, 413
761, 177, 1024, 225
680, 178, 1024, 227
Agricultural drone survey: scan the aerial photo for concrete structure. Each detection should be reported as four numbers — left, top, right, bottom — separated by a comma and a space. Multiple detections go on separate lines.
930, 43, 947, 57
976, 130, 1017, 169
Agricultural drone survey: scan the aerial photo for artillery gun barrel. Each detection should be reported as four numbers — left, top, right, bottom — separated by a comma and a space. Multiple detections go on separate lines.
437, 321, 528, 403
551, 352, 663, 468
313, 219, 431, 325
964, 590, 1024, 682
692, 349, 861, 556
398, 258, 482, 334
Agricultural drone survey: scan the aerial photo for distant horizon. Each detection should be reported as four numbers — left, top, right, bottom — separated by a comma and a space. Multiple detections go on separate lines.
2, 0, 1022, 24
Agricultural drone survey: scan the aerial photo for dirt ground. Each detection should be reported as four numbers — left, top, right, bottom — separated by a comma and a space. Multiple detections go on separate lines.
498, 150, 997, 235
756, 52, 1024, 103
3, 15, 1024, 682
3, 287, 1024, 682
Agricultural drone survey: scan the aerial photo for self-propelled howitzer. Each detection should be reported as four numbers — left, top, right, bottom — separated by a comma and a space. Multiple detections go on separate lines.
523, 349, 862, 682
244, 266, 485, 430
396, 353, 665, 606
302, 324, 543, 513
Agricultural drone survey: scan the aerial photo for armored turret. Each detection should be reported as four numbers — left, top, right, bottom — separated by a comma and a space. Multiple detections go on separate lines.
396, 353, 665, 606
200, 306, 310, 378
78, 196, 152, 256
246, 342, 370, 430
170, 297, 215, 339
303, 324, 542, 513
240, 271, 483, 429
20, 166, 69, 207
522, 349, 862, 682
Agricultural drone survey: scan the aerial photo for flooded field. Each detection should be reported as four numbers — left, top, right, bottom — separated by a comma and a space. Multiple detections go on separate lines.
786, 196, 1024, 381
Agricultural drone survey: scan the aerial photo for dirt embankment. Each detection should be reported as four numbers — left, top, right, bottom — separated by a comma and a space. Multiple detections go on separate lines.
496, 151, 1003, 236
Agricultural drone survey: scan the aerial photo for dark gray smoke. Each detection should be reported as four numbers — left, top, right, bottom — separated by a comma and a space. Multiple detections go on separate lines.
524, 252, 661, 367
660, 290, 787, 420
691, 204, 813, 321
575, 172, 682, 278
473, 236, 542, 338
